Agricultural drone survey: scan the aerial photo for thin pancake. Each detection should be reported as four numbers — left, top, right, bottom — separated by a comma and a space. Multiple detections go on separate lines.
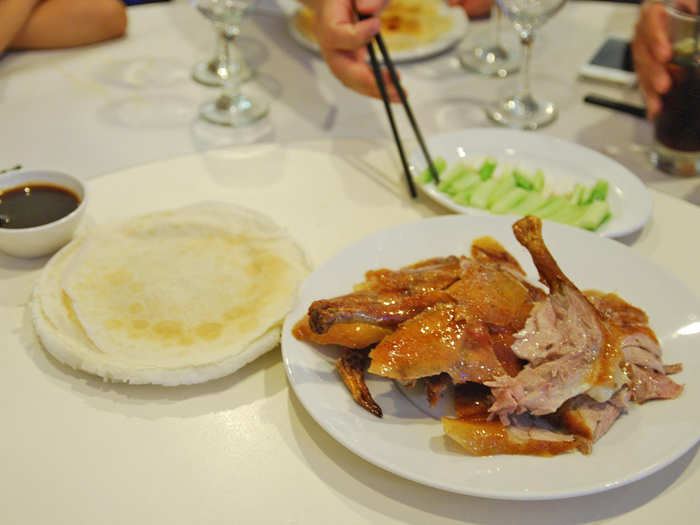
32, 203, 308, 385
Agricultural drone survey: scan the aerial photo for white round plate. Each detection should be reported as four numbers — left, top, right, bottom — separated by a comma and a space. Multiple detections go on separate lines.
281, 215, 699, 500
286, 5, 468, 63
409, 129, 653, 238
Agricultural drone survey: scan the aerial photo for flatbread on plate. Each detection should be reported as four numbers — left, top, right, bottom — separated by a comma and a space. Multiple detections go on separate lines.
32, 202, 309, 385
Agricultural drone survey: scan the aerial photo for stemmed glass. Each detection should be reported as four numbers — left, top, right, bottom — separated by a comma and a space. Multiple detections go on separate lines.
191, 0, 267, 126
485, 0, 567, 129
192, 32, 251, 87
458, 6, 519, 77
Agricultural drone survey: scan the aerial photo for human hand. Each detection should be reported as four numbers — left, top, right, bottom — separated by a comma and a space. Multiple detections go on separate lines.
632, 1, 672, 120
447, 0, 493, 19
311, 0, 401, 102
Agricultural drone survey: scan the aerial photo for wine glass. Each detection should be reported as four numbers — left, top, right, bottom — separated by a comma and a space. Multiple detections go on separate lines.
458, 6, 519, 78
485, 0, 567, 129
191, 0, 267, 126
192, 32, 251, 87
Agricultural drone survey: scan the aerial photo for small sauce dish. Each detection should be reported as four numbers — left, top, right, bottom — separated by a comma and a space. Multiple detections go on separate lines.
0, 169, 87, 258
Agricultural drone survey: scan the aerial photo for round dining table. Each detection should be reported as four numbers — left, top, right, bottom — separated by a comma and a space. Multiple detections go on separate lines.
1, 1, 698, 524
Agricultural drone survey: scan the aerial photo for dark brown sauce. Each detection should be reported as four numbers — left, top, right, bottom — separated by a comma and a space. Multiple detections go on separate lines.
0, 184, 80, 229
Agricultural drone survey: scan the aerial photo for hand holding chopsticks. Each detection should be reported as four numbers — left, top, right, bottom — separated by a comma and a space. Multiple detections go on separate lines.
354, 8, 440, 197
310, 0, 397, 101
306, 0, 440, 196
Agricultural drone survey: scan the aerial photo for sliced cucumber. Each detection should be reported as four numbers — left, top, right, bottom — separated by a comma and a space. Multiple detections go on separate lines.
568, 184, 585, 205
513, 170, 534, 191
590, 179, 609, 201
453, 183, 482, 206
534, 196, 569, 219
470, 178, 498, 209
478, 158, 497, 180
532, 169, 545, 192
549, 202, 586, 225
418, 156, 447, 184
487, 173, 516, 208
449, 173, 482, 198
436, 165, 467, 192
576, 200, 611, 231
509, 192, 549, 216
490, 187, 529, 214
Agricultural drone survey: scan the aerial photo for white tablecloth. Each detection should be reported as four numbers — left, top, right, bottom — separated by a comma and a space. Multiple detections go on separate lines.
1, 2, 699, 524
1, 0, 698, 203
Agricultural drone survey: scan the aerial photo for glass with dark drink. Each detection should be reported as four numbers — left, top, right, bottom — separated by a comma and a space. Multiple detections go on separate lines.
651, 1, 700, 176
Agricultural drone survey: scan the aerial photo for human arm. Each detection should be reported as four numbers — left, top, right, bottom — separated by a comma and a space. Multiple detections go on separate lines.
447, 0, 492, 19
631, 0, 672, 119
2, 0, 127, 54
300, 0, 400, 101
0, 0, 42, 53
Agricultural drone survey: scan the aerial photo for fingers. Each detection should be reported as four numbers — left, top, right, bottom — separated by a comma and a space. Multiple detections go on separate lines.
632, 3, 672, 119
324, 48, 401, 102
316, 10, 380, 51
638, 3, 672, 63
355, 0, 390, 15
313, 0, 401, 103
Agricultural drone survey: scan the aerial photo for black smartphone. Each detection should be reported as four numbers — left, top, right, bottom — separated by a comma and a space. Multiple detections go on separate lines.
579, 37, 637, 86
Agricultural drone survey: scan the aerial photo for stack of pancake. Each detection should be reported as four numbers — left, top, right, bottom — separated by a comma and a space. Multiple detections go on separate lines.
32, 203, 308, 385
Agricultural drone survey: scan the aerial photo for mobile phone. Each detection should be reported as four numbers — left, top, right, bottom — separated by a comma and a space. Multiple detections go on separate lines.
579, 37, 637, 87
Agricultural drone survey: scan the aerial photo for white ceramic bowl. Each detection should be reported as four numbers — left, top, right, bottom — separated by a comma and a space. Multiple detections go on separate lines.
0, 170, 87, 258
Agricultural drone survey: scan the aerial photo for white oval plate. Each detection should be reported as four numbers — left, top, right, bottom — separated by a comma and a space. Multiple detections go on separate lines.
281, 215, 699, 500
409, 129, 653, 238
286, 5, 468, 63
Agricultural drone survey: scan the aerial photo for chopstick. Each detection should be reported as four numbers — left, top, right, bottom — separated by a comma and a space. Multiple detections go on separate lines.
583, 95, 646, 119
356, 10, 440, 197
365, 41, 417, 198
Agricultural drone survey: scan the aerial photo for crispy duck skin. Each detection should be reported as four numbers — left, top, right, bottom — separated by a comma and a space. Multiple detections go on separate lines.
470, 236, 526, 275
336, 350, 383, 418
361, 238, 535, 384
443, 415, 588, 456
471, 236, 547, 304
448, 383, 590, 457
446, 257, 541, 334
487, 216, 624, 424
359, 256, 462, 294
368, 303, 513, 383
292, 315, 392, 349
308, 290, 454, 334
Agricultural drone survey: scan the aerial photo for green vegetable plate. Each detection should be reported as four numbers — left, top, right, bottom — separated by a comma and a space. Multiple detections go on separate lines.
410, 129, 652, 237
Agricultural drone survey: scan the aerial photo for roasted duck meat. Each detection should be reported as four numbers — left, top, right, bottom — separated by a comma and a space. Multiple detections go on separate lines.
358, 256, 462, 294
584, 290, 684, 404
367, 239, 542, 384
292, 315, 392, 349
293, 216, 683, 457
445, 382, 590, 456
443, 415, 589, 457
336, 349, 382, 417
368, 303, 515, 383
306, 256, 462, 336
552, 389, 631, 443
487, 216, 625, 424
308, 289, 454, 334
425, 373, 451, 407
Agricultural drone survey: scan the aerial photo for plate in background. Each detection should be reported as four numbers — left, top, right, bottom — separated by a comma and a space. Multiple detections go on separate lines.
410, 129, 652, 238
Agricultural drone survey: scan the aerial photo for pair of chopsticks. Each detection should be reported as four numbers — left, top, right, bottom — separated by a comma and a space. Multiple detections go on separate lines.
583, 95, 646, 119
356, 9, 440, 198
